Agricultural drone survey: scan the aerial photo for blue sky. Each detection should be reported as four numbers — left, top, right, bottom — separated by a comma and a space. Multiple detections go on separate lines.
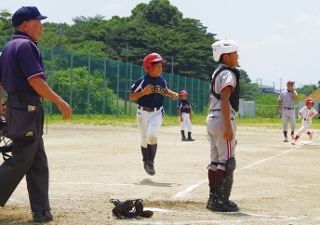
3, 0, 320, 88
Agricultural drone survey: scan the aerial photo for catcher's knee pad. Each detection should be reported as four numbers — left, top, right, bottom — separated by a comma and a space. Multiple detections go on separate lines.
216, 157, 236, 202
207, 161, 219, 170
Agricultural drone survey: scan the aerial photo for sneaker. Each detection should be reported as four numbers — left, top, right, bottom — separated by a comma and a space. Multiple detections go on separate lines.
291, 139, 295, 145
284, 138, 288, 142
309, 132, 313, 140
32, 210, 53, 223
146, 161, 155, 176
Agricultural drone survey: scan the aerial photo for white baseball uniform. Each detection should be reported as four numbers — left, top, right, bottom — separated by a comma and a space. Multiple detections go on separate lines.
278, 90, 298, 132
296, 106, 319, 137
206, 65, 237, 171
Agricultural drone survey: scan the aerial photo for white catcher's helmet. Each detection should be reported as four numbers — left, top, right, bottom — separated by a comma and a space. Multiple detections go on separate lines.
211, 39, 238, 62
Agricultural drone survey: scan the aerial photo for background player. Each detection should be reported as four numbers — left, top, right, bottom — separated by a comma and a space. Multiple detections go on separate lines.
177, 90, 194, 141
292, 98, 320, 145
129, 53, 178, 176
277, 81, 299, 142
206, 39, 240, 212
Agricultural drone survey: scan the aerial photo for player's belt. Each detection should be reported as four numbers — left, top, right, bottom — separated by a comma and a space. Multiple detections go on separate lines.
138, 106, 161, 112
284, 107, 294, 110
304, 118, 309, 121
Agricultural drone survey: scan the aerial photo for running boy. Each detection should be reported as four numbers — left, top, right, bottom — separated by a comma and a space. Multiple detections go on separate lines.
177, 90, 194, 141
129, 53, 178, 176
292, 98, 320, 145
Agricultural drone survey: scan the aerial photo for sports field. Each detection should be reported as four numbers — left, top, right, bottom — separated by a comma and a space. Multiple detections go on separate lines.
0, 123, 319, 224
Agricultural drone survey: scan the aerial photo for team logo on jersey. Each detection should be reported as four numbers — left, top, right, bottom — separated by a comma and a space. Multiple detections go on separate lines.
151, 85, 165, 95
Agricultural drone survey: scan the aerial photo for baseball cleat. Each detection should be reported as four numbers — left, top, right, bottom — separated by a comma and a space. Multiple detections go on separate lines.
283, 138, 288, 142
291, 139, 295, 145
146, 162, 155, 176
309, 132, 313, 140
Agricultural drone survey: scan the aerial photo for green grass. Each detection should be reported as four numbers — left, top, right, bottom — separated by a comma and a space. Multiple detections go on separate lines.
44, 114, 320, 129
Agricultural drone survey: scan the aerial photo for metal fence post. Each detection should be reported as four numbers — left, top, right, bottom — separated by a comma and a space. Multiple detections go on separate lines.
69, 51, 73, 108
116, 61, 120, 117
87, 54, 91, 117
103, 57, 107, 116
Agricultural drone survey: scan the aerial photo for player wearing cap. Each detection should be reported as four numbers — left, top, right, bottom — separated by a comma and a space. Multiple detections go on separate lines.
277, 81, 299, 142
0, 6, 72, 222
206, 39, 240, 212
129, 53, 178, 176
291, 98, 320, 145
177, 90, 194, 141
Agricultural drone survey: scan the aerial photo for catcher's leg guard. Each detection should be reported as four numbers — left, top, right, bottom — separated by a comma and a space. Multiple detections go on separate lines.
181, 130, 188, 141
188, 132, 195, 141
209, 157, 239, 212
146, 144, 157, 176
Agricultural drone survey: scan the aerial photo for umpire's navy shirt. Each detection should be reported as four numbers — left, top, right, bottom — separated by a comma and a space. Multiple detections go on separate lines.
0, 31, 46, 95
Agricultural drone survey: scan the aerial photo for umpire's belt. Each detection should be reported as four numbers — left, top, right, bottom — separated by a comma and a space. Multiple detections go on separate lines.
138, 106, 161, 112
7, 94, 42, 105
284, 107, 294, 110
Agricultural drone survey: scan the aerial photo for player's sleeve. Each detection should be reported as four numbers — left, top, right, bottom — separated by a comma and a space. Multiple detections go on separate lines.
130, 77, 144, 93
277, 92, 283, 101
218, 70, 236, 93
18, 41, 45, 80
177, 101, 182, 109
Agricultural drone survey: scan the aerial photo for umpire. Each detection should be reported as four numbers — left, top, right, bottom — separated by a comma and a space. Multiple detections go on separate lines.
0, 6, 72, 222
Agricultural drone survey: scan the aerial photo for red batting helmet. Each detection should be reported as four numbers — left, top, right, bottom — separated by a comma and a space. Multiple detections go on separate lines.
287, 80, 295, 85
305, 98, 314, 106
180, 90, 188, 97
143, 53, 166, 72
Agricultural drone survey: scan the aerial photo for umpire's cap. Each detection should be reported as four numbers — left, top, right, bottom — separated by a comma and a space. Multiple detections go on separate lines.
12, 6, 47, 27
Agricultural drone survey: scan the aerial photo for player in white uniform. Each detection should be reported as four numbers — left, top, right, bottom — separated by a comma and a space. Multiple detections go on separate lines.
292, 98, 320, 145
177, 90, 194, 141
206, 39, 240, 212
277, 81, 299, 142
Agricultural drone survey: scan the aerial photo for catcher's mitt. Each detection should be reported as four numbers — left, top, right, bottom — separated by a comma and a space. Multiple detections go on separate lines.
110, 199, 153, 219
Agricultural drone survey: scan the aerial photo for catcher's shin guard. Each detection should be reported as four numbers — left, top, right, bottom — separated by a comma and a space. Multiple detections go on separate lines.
209, 157, 239, 212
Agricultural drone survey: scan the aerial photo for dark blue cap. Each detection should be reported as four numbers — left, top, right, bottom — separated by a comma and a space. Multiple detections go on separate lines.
12, 6, 47, 27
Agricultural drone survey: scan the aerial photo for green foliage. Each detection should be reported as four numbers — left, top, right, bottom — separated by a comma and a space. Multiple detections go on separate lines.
296, 85, 317, 96
46, 67, 117, 114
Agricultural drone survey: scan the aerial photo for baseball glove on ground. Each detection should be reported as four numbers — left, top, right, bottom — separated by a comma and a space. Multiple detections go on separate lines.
110, 199, 153, 219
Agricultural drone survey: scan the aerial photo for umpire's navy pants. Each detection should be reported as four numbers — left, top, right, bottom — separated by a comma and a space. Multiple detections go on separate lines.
0, 95, 50, 212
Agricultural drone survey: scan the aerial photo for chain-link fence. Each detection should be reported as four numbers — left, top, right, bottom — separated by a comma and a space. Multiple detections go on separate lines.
0, 37, 210, 116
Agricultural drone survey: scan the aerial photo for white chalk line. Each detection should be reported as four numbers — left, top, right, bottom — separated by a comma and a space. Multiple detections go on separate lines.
164, 145, 308, 224
171, 145, 302, 200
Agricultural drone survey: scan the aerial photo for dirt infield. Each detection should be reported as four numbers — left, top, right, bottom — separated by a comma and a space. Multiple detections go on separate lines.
0, 123, 320, 224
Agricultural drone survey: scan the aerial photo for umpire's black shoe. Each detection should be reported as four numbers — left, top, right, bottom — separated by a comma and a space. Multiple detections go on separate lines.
32, 210, 53, 223
146, 161, 155, 176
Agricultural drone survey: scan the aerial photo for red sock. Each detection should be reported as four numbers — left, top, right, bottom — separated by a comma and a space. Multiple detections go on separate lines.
295, 135, 299, 140
215, 169, 226, 184
307, 131, 311, 135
